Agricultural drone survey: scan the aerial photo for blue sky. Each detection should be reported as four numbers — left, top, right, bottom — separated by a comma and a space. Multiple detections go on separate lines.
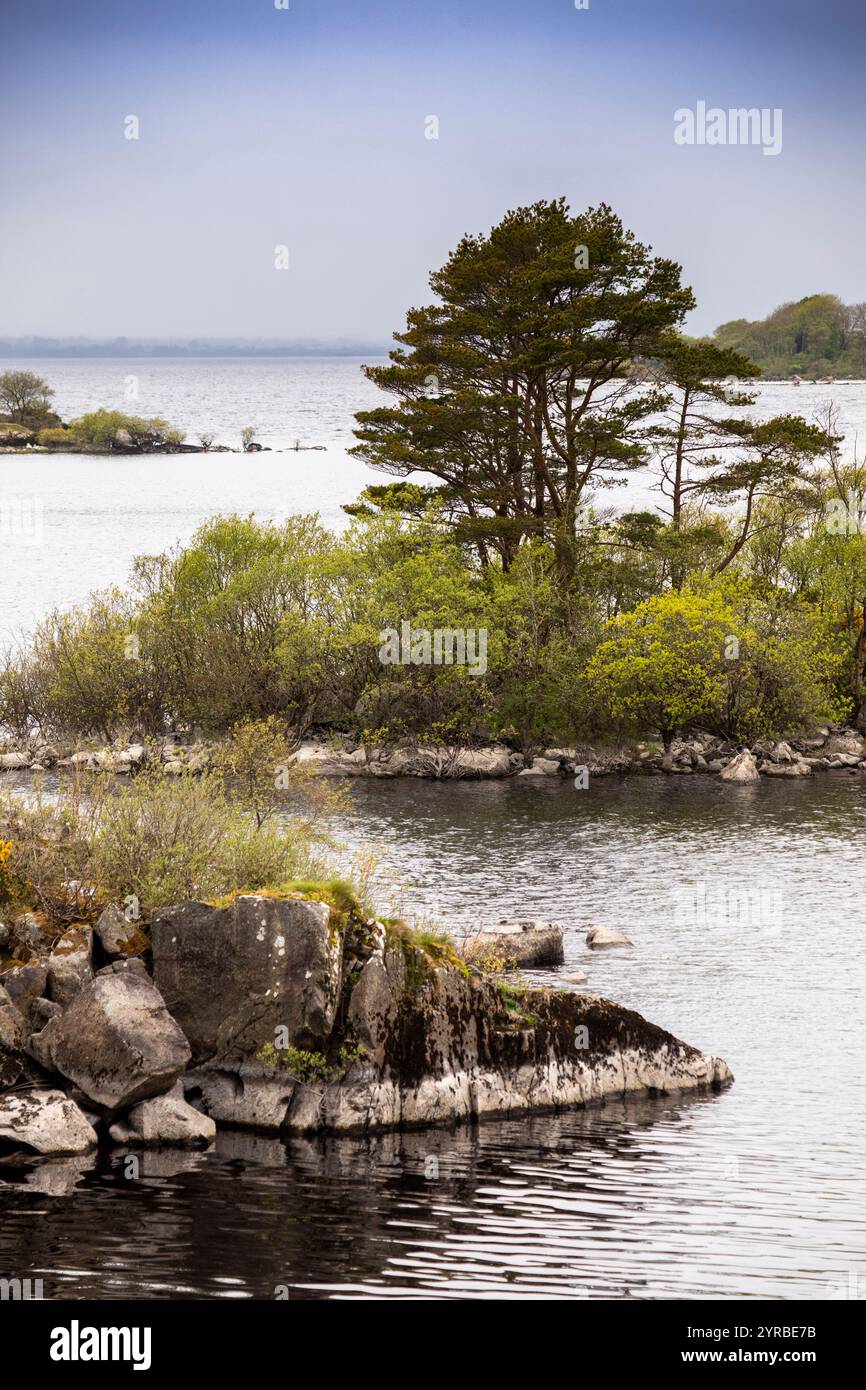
2, 0, 865, 340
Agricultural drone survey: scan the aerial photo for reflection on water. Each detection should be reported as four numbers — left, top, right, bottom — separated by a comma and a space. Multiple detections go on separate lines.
0, 1094, 849, 1301
1, 774, 864, 1299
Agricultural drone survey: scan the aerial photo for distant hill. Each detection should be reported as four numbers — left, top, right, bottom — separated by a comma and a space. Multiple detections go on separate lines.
711, 294, 866, 378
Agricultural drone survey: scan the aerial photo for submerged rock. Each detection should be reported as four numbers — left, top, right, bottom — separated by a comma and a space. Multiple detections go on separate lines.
586, 926, 633, 949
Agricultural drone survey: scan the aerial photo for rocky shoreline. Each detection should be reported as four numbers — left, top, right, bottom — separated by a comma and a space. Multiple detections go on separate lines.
2, 724, 865, 782
0, 892, 732, 1158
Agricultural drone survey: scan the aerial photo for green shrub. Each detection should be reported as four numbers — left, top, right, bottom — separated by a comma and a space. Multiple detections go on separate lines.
0, 766, 334, 925
38, 426, 74, 449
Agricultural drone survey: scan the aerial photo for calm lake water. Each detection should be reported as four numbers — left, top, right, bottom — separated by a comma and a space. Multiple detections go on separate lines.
0, 361, 864, 1300
2, 359, 866, 644
1, 774, 864, 1301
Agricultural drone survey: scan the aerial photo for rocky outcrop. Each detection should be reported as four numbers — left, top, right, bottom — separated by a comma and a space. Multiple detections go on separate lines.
2, 724, 866, 782
185, 971, 731, 1136
151, 895, 343, 1063
1, 890, 733, 1153
40, 973, 191, 1110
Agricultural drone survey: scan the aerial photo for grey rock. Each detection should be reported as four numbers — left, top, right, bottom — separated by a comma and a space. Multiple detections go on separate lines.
586, 925, 633, 949
191, 983, 732, 1135
823, 731, 866, 759
457, 921, 565, 968
761, 759, 812, 778
47, 925, 93, 1007
96, 957, 149, 979
11, 911, 48, 954
95, 903, 147, 960
1, 962, 48, 1024
0, 750, 31, 770
108, 1082, 215, 1148
0, 985, 26, 1051
518, 756, 561, 777
719, 749, 761, 784
0, 1089, 97, 1155
47, 973, 190, 1110
31, 996, 62, 1028
347, 955, 398, 1067
152, 894, 343, 1064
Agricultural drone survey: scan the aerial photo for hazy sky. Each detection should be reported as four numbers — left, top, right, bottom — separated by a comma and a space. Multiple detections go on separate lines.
2, 0, 865, 342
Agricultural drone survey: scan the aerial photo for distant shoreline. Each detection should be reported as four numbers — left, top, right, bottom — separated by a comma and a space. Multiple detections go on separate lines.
0, 346, 389, 361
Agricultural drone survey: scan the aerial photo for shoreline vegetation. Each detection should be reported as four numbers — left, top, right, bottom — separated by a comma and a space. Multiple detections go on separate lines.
0, 372, 326, 455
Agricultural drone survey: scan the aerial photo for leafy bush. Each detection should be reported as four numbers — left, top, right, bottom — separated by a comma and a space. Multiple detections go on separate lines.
0, 766, 335, 925
38, 426, 74, 449
256, 1040, 365, 1083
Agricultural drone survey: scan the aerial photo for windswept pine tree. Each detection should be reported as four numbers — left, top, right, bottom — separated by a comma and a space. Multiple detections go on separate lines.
351, 199, 695, 567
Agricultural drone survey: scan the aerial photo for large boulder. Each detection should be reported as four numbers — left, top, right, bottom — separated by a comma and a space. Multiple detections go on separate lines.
151, 894, 343, 1064
47, 926, 93, 1007
108, 1083, 215, 1148
0, 1089, 97, 1155
0, 750, 31, 770
1, 962, 48, 1026
44, 973, 190, 1110
719, 749, 760, 784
